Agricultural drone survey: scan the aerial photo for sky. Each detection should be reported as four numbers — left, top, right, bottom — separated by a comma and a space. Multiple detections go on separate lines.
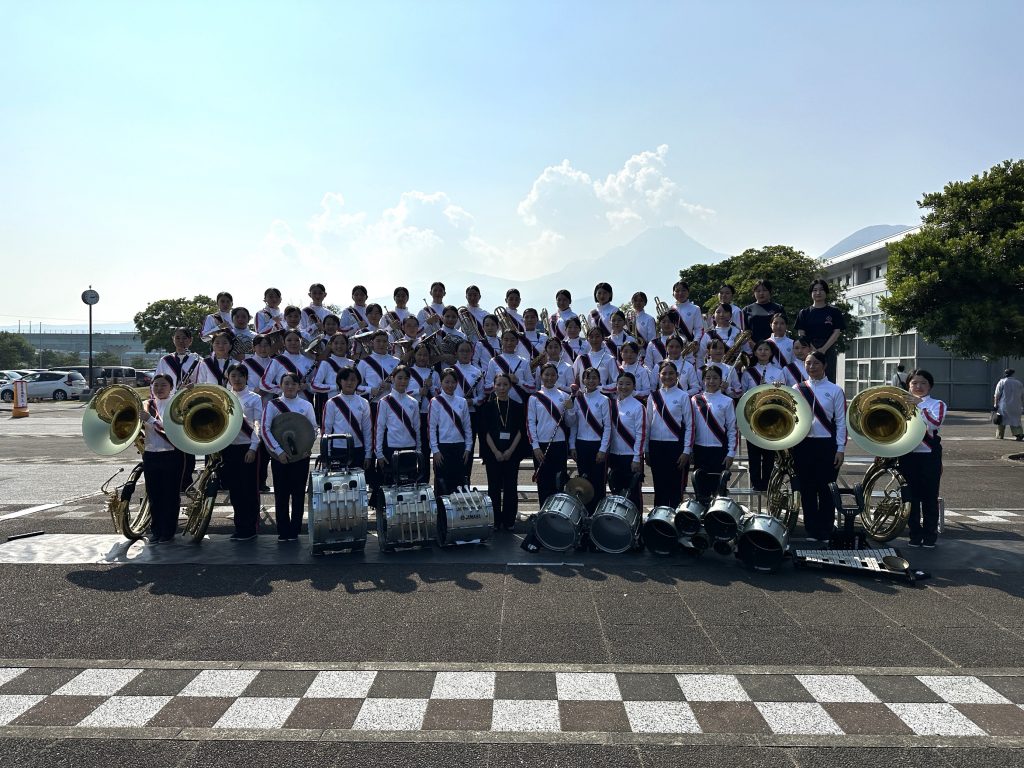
2, 0, 1022, 329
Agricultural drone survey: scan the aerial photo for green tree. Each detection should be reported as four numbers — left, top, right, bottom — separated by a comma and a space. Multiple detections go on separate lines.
93, 351, 122, 366
39, 350, 81, 368
678, 244, 861, 351
0, 332, 35, 368
133, 295, 215, 356
129, 356, 149, 369
881, 159, 1024, 358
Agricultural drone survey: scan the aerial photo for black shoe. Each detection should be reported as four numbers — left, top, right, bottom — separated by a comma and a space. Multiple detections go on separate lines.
922, 542, 936, 549
160, 535, 175, 543
230, 534, 257, 542
259, 485, 272, 492
908, 538, 923, 548
278, 535, 288, 542
287, 536, 299, 541
1016, 435, 1024, 442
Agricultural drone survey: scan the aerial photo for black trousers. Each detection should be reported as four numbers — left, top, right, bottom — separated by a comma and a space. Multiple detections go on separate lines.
792, 437, 838, 539
221, 443, 260, 537
418, 413, 432, 484
533, 441, 568, 508
691, 445, 728, 502
181, 453, 197, 492
648, 439, 686, 508
434, 442, 467, 497
270, 456, 310, 538
747, 443, 776, 492
898, 448, 943, 543
574, 439, 606, 514
466, 410, 480, 481
144, 450, 185, 540
313, 393, 328, 430
485, 457, 521, 528
607, 452, 643, 511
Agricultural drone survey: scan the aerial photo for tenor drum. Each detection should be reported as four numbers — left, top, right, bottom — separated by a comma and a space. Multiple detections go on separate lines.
643, 506, 679, 555
703, 496, 745, 541
535, 493, 587, 552
590, 495, 640, 554
377, 484, 436, 551
737, 514, 789, 571
308, 469, 369, 554
674, 499, 706, 537
438, 488, 494, 546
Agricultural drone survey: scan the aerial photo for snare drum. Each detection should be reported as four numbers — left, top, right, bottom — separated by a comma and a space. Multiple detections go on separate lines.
703, 496, 745, 541
377, 484, 436, 551
438, 489, 494, 546
643, 506, 679, 555
535, 493, 587, 551
308, 469, 369, 554
590, 495, 640, 553
674, 499, 705, 537
737, 514, 789, 571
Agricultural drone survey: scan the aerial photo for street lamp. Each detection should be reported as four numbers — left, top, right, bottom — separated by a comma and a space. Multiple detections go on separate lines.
81, 287, 99, 390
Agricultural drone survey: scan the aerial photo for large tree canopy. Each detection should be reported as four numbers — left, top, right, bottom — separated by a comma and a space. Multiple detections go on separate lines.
133, 295, 216, 356
881, 159, 1024, 359
678, 244, 860, 351
0, 332, 35, 368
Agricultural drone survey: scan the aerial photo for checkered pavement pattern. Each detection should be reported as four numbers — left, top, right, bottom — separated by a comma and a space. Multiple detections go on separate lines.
943, 509, 1023, 524
3, 666, 1024, 739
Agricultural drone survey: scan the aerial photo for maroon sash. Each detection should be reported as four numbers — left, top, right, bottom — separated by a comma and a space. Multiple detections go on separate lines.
608, 398, 636, 449
245, 356, 267, 380
275, 354, 301, 380
695, 395, 728, 448
408, 367, 425, 388
533, 391, 569, 440
146, 399, 168, 440
204, 356, 227, 386
435, 396, 466, 440
304, 306, 321, 325
651, 390, 683, 440
707, 329, 723, 344
479, 339, 499, 361
561, 340, 579, 362
767, 337, 783, 365
270, 397, 292, 415
383, 394, 418, 443
677, 315, 695, 342
651, 338, 667, 359
452, 365, 476, 399
494, 355, 527, 400
577, 393, 604, 437
162, 354, 182, 381
797, 382, 836, 438
590, 309, 611, 336
785, 361, 802, 383
330, 394, 364, 445
747, 366, 764, 386
362, 355, 387, 384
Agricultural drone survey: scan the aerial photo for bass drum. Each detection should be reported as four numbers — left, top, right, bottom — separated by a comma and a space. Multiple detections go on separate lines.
674, 499, 705, 537
438, 489, 494, 547
535, 493, 587, 552
703, 496, 745, 542
590, 495, 640, 554
377, 484, 436, 551
643, 506, 679, 555
308, 469, 369, 554
736, 514, 789, 571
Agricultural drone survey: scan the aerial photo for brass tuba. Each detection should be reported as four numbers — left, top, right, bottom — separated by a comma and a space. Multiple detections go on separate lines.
457, 307, 481, 343
736, 383, 812, 451
847, 385, 926, 458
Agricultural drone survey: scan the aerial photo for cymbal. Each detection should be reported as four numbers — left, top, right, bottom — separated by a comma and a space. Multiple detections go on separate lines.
565, 476, 594, 504
270, 412, 315, 461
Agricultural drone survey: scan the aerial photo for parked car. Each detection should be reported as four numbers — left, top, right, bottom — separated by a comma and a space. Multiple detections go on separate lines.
0, 371, 88, 402
58, 366, 107, 387
0, 370, 24, 382
102, 366, 137, 386
135, 369, 154, 387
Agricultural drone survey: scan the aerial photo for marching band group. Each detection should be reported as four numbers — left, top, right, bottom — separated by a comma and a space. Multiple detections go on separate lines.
137, 277, 946, 550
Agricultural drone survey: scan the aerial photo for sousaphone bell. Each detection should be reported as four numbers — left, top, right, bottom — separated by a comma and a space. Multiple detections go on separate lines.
82, 384, 145, 456
736, 383, 813, 451
164, 385, 244, 455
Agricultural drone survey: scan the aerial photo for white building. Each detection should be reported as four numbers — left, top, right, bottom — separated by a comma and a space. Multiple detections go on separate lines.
823, 227, 1021, 410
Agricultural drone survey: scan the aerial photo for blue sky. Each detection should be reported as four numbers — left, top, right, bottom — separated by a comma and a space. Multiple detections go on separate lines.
2, 0, 1022, 327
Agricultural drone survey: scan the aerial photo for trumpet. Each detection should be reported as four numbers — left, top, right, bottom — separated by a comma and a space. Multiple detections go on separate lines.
723, 330, 752, 364
383, 305, 404, 341
422, 298, 441, 325
348, 305, 369, 332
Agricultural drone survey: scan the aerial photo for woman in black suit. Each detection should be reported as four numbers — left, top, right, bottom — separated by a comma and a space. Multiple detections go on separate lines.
479, 372, 526, 531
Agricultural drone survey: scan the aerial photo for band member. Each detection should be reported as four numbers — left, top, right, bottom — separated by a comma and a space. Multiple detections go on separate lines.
671, 281, 704, 357
408, 344, 438, 483
388, 286, 414, 328
898, 369, 945, 547
643, 310, 680, 370
194, 332, 234, 387
223, 365, 262, 541
683, 365, 737, 503
480, 372, 526, 530
541, 337, 575, 393
418, 281, 447, 331
307, 314, 342, 358
155, 327, 202, 390
572, 326, 619, 394
139, 374, 186, 544
201, 292, 233, 339
740, 340, 788, 493
699, 304, 744, 366
365, 303, 385, 335
256, 287, 285, 338
646, 361, 693, 509
559, 316, 587, 363
549, 289, 576, 341
356, 330, 400, 401
323, 368, 374, 470
261, 330, 315, 398
517, 308, 548, 360
528, 363, 577, 507
662, 336, 701, 397
262, 372, 318, 541
437, 305, 469, 356
243, 334, 275, 492
618, 342, 652, 401
574, 367, 611, 513
341, 284, 371, 335
484, 329, 536, 404
589, 282, 615, 337
374, 366, 421, 480
281, 305, 305, 341
502, 289, 526, 332
743, 279, 786, 344
430, 368, 474, 496
794, 279, 846, 382
310, 332, 354, 404
791, 351, 847, 541
300, 283, 330, 337
704, 284, 744, 330
464, 285, 488, 337
380, 301, 405, 342
229, 307, 254, 360
474, 314, 502, 369
606, 371, 646, 512
394, 315, 423, 364
453, 340, 485, 479
630, 292, 657, 348
783, 336, 810, 385
604, 311, 635, 361
766, 313, 794, 367
702, 339, 739, 400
